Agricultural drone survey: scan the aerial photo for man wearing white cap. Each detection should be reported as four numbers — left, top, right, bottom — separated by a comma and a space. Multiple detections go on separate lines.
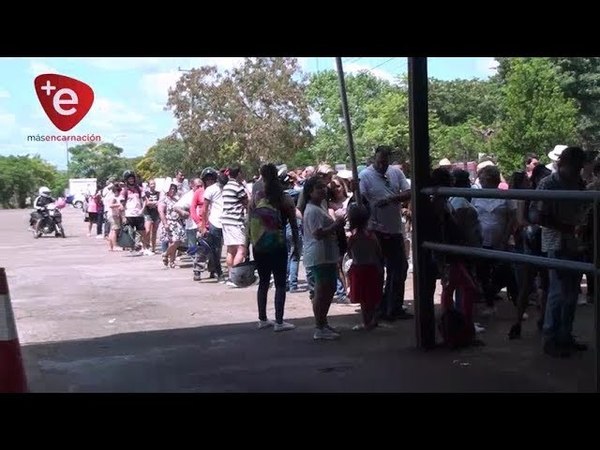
439, 158, 452, 169
546, 145, 567, 173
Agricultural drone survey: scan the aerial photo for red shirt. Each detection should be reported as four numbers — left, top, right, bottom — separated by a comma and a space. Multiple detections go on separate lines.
190, 187, 205, 227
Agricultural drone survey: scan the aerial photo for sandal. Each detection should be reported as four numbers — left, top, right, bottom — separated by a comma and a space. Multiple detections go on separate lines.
162, 253, 169, 267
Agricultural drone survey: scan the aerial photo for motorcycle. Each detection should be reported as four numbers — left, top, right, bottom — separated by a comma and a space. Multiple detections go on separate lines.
31, 203, 66, 238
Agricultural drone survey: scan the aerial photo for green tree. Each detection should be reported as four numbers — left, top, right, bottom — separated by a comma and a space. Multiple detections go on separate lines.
50, 170, 69, 197
429, 78, 502, 127
167, 57, 312, 174
137, 136, 189, 180
495, 57, 600, 151
361, 89, 410, 163
429, 117, 494, 164
305, 70, 396, 164
547, 57, 600, 150
0, 155, 59, 208
68, 142, 127, 184
493, 58, 577, 173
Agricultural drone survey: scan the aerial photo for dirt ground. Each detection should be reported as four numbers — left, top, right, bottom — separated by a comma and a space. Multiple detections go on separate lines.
0, 207, 595, 392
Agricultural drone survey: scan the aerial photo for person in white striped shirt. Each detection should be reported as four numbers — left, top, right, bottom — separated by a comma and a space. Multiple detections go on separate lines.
221, 165, 249, 286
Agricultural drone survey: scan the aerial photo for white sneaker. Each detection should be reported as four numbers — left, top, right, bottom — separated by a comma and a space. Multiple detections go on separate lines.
258, 320, 274, 330
96, 234, 104, 239
474, 323, 486, 334
143, 249, 154, 256
226, 281, 239, 288
314, 327, 340, 340
324, 324, 340, 335
274, 321, 296, 332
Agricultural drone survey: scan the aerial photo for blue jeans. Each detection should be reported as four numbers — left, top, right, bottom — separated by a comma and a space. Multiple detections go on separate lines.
286, 221, 302, 290
375, 232, 408, 317
96, 208, 104, 235
255, 248, 288, 324
306, 266, 315, 299
206, 224, 223, 277
335, 277, 345, 297
186, 229, 197, 248
544, 250, 581, 345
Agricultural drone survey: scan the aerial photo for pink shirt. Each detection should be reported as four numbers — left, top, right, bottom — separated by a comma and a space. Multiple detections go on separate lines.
87, 195, 98, 213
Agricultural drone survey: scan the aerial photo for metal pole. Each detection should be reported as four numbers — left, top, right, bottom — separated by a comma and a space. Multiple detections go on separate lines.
594, 197, 599, 392
408, 57, 436, 350
335, 57, 361, 203
65, 141, 70, 173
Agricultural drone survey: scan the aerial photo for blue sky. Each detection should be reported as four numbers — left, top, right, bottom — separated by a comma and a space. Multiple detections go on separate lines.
0, 57, 497, 170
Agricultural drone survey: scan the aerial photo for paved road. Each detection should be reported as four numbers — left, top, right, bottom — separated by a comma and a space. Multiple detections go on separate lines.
0, 207, 595, 392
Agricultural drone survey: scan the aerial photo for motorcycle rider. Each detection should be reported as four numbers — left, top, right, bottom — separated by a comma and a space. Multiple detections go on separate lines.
30, 186, 56, 234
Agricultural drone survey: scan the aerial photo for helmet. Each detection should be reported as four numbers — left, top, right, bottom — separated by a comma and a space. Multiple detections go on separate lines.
229, 261, 257, 288
122, 170, 135, 180
39, 186, 51, 196
200, 167, 218, 181
277, 165, 290, 184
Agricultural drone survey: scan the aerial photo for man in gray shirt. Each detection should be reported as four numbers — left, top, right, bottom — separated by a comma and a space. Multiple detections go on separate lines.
536, 146, 589, 357
360, 146, 413, 320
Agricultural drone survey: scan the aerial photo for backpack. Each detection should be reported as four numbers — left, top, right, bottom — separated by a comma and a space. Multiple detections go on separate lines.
525, 200, 542, 254
438, 308, 474, 349
117, 224, 136, 249
285, 188, 300, 206
249, 198, 286, 253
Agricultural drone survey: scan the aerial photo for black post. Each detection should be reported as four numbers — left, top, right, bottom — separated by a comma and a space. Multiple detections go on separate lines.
335, 57, 361, 203
408, 57, 436, 349
65, 141, 70, 174
594, 197, 599, 392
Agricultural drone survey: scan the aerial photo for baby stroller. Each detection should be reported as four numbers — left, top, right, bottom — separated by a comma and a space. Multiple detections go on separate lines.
186, 235, 218, 281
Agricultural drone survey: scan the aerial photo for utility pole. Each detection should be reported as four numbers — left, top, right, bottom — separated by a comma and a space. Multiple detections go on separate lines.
178, 67, 195, 111
65, 141, 70, 174
335, 57, 361, 203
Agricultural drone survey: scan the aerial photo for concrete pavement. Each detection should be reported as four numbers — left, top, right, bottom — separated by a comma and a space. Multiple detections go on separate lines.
0, 207, 595, 392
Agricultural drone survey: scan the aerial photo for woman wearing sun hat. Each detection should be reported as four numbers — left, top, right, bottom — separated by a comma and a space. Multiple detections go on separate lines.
546, 145, 568, 172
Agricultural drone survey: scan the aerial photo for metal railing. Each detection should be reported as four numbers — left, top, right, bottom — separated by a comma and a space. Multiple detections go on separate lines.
419, 185, 600, 392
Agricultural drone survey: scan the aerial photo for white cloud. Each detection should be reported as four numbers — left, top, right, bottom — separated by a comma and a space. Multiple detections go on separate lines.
29, 61, 59, 75
475, 57, 498, 77
82, 57, 246, 74
89, 97, 146, 126
309, 110, 323, 131
140, 70, 181, 106
202, 57, 245, 71
0, 113, 16, 137
345, 62, 397, 84
83, 57, 163, 71
0, 89, 9, 99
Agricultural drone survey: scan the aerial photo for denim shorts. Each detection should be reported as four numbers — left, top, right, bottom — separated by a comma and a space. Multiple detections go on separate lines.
309, 264, 337, 286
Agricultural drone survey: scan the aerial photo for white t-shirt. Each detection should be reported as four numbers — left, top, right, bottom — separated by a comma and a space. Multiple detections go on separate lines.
471, 197, 515, 249
359, 165, 410, 235
120, 186, 144, 217
303, 203, 339, 267
449, 197, 482, 247
203, 183, 224, 229
103, 192, 120, 219
175, 190, 197, 230
163, 177, 190, 198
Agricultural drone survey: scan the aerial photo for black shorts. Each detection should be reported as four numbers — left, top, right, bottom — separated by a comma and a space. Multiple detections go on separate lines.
87, 212, 99, 222
126, 216, 145, 231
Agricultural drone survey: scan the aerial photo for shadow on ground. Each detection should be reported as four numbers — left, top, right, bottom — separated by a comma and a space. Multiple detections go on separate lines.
22, 302, 595, 393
